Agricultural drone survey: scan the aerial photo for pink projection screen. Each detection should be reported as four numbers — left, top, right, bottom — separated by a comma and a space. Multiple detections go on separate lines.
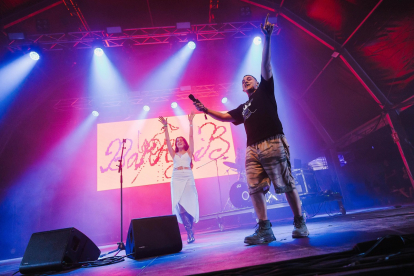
97, 114, 237, 191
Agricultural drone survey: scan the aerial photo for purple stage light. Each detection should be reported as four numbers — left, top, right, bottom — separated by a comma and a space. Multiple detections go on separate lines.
29, 51, 40, 61
94, 48, 104, 56
143, 105, 150, 111
92, 111, 99, 117
221, 97, 228, 103
187, 41, 196, 49
253, 36, 262, 45
171, 102, 178, 108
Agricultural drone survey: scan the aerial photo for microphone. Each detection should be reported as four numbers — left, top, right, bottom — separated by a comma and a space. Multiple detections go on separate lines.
189, 94, 207, 119
188, 94, 199, 104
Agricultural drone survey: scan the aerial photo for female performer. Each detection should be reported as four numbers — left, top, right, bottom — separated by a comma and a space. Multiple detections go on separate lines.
158, 112, 199, 243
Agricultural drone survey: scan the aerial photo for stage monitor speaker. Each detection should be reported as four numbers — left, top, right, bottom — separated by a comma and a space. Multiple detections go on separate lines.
126, 215, 182, 259
19, 227, 100, 275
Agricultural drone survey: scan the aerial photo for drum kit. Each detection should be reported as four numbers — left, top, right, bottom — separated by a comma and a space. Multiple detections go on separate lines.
223, 161, 285, 209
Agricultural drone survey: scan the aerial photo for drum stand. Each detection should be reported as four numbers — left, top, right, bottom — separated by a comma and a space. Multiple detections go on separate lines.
223, 197, 236, 211
222, 168, 237, 211
265, 191, 279, 204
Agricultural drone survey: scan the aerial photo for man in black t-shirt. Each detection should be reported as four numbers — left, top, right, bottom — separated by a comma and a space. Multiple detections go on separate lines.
194, 15, 309, 245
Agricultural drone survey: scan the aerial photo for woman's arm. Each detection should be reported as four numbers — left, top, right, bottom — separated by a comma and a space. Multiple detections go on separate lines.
158, 116, 175, 158
188, 111, 195, 157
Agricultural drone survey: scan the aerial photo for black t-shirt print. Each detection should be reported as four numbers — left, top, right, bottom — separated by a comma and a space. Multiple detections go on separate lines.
227, 75, 284, 146
241, 98, 256, 120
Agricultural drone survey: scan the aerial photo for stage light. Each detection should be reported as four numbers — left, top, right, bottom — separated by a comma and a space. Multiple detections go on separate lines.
92, 111, 99, 117
171, 102, 178, 108
241, 6, 251, 17
94, 48, 104, 56
92, 39, 105, 56
106, 26, 122, 34
187, 41, 196, 49
143, 105, 150, 111
8, 32, 25, 40
187, 33, 197, 49
36, 19, 49, 32
253, 36, 262, 45
221, 97, 228, 103
176, 22, 191, 29
29, 51, 40, 61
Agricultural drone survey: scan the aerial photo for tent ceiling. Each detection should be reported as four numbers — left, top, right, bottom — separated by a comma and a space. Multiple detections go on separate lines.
1, 0, 413, 146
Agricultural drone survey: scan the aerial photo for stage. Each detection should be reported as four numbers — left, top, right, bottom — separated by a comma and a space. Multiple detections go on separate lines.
2, 204, 414, 276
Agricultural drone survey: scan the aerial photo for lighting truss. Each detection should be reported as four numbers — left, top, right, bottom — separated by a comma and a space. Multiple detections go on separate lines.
7, 21, 279, 51
52, 83, 237, 111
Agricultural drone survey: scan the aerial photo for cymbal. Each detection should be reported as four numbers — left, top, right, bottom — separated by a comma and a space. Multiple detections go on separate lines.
223, 161, 240, 169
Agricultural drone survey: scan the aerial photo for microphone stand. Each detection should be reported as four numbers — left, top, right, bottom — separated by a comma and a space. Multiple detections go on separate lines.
196, 156, 225, 212
104, 139, 127, 257
117, 139, 127, 251
197, 156, 227, 231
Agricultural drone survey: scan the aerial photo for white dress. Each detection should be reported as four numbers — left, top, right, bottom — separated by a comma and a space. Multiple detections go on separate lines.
171, 152, 200, 224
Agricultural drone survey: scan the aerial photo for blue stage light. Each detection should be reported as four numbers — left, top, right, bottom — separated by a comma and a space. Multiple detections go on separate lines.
143, 105, 150, 111
92, 111, 99, 117
94, 48, 104, 56
221, 97, 228, 104
29, 51, 40, 61
187, 41, 196, 49
171, 102, 178, 108
253, 36, 262, 45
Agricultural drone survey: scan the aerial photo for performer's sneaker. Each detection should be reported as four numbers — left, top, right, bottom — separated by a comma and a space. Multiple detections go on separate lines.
244, 220, 276, 245
292, 215, 309, 238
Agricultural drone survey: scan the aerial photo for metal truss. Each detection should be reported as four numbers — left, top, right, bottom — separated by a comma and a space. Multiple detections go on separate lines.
8, 21, 279, 51
52, 83, 237, 111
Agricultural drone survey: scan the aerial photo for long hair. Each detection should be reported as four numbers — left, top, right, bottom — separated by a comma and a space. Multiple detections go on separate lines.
174, 136, 189, 153
174, 136, 193, 168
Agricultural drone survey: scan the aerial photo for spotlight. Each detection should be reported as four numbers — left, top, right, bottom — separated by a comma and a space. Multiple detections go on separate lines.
221, 97, 228, 104
143, 105, 150, 111
29, 51, 40, 61
92, 111, 99, 117
253, 36, 262, 45
187, 41, 196, 49
92, 40, 105, 56
187, 33, 197, 49
171, 102, 178, 108
94, 48, 104, 56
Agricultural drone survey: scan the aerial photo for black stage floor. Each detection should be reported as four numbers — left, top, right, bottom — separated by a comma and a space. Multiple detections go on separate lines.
2, 205, 414, 276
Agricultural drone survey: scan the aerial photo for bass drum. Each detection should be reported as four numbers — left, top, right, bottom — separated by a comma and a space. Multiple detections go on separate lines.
229, 181, 252, 208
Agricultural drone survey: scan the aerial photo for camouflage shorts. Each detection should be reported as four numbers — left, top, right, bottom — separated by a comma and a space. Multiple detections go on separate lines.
245, 134, 296, 195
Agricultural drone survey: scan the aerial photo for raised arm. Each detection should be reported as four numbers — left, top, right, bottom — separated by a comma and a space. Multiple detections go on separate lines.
158, 116, 175, 158
193, 103, 235, 122
261, 14, 274, 81
188, 111, 195, 157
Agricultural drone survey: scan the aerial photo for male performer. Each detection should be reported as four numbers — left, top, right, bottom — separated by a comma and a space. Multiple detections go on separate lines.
194, 15, 309, 245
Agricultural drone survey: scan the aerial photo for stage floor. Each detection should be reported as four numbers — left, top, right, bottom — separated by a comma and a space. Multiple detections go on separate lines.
2, 204, 414, 275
